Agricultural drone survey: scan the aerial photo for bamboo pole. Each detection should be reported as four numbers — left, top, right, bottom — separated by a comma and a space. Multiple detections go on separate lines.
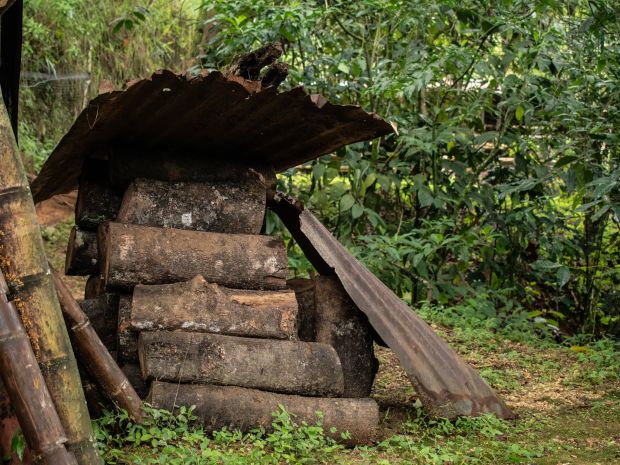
0, 270, 77, 465
0, 95, 101, 464
52, 269, 143, 423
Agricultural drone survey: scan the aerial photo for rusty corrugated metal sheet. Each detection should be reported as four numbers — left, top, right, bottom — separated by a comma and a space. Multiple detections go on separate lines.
30, 70, 393, 203
268, 193, 515, 420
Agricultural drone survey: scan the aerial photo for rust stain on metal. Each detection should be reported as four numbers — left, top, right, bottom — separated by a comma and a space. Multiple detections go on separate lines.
31, 70, 393, 203
268, 192, 515, 420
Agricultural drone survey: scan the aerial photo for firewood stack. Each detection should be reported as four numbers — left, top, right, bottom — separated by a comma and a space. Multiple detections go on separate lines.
66, 156, 380, 444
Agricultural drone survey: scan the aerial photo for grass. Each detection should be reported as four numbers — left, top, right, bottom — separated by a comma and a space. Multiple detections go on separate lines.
40, 220, 620, 465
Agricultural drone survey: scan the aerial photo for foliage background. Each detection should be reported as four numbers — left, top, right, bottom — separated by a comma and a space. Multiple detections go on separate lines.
19, 0, 620, 338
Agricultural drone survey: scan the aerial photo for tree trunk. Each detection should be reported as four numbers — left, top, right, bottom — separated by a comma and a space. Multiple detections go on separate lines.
100, 222, 288, 290
65, 227, 99, 276
0, 94, 101, 464
75, 159, 121, 230
0, 271, 77, 465
117, 177, 266, 234
148, 382, 378, 445
117, 295, 138, 364
130, 275, 297, 339
52, 270, 143, 422
139, 332, 344, 397
79, 294, 119, 353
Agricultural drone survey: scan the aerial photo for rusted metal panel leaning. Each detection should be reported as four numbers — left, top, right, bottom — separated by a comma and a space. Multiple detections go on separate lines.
268, 192, 515, 420
0, 93, 102, 464
0, 270, 77, 465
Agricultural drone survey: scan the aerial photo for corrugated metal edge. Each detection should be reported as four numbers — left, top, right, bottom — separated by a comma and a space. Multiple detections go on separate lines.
268, 192, 515, 420
31, 70, 394, 203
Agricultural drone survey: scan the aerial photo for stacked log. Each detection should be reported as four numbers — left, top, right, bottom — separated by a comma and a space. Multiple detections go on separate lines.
64, 154, 379, 444
148, 382, 378, 446
289, 277, 378, 398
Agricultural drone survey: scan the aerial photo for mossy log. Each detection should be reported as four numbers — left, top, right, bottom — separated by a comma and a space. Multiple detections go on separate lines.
100, 222, 288, 290
130, 275, 297, 339
139, 332, 344, 397
0, 271, 77, 464
74, 159, 121, 229
79, 294, 119, 353
65, 227, 99, 276
117, 177, 266, 234
52, 270, 143, 422
0, 94, 101, 464
148, 382, 378, 446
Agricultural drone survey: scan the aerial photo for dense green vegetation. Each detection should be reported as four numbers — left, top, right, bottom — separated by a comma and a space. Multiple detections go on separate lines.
17, 1, 620, 462
21, 0, 620, 338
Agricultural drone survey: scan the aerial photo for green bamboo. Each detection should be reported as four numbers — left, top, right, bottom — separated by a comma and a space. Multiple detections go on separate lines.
0, 93, 101, 464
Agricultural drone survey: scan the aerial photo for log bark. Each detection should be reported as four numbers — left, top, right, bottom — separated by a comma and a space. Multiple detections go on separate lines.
315, 277, 378, 398
65, 227, 99, 276
117, 295, 138, 364
0, 93, 101, 464
287, 278, 316, 342
1, 271, 77, 465
130, 275, 297, 339
52, 271, 143, 423
117, 177, 266, 234
79, 294, 119, 353
119, 364, 149, 400
139, 332, 344, 397
148, 382, 378, 446
100, 222, 288, 290
83, 275, 105, 299
75, 158, 121, 229
108, 148, 275, 190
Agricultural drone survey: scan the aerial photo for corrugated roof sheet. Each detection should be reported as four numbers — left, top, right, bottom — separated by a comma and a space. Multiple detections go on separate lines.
269, 192, 515, 419
31, 70, 393, 203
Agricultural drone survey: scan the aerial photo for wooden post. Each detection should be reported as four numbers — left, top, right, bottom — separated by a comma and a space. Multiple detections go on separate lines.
130, 276, 298, 339
139, 331, 344, 397
148, 382, 379, 446
100, 222, 288, 290
117, 177, 266, 234
0, 93, 101, 464
0, 270, 77, 465
52, 270, 143, 423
